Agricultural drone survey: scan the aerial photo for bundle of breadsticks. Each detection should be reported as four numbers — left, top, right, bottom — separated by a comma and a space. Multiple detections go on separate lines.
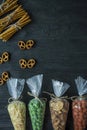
0, 0, 31, 42
0, 6, 26, 33
0, 13, 31, 42
0, 0, 18, 16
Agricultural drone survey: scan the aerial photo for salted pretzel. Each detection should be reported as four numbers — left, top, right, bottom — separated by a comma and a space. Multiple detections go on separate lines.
19, 59, 27, 69
18, 41, 26, 50
27, 59, 36, 68
2, 72, 9, 81
0, 77, 4, 86
2, 52, 9, 62
0, 57, 3, 64
26, 40, 35, 49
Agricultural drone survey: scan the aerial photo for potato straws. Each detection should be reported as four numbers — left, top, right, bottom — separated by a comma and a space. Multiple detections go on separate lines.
0, 14, 31, 42
0, 6, 26, 33
0, 0, 18, 16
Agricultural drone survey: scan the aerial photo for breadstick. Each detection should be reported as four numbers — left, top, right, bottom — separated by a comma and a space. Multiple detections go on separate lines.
0, 0, 18, 16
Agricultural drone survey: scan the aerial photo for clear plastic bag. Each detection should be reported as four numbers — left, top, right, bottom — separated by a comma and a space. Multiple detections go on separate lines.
75, 76, 87, 96
52, 80, 70, 97
72, 76, 87, 130
7, 78, 26, 130
50, 80, 70, 130
26, 74, 46, 130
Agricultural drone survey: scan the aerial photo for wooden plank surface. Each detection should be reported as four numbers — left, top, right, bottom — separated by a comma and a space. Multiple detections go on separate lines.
0, 0, 87, 129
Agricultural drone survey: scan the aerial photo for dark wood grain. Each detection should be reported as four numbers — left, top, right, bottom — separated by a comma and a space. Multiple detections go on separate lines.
0, 0, 87, 130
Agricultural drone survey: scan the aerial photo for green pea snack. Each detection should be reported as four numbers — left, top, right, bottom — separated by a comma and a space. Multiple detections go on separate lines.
26, 74, 46, 130
50, 80, 70, 130
7, 78, 26, 130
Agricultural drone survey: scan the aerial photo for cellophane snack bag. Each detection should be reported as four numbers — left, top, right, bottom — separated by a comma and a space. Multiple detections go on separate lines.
26, 74, 46, 130
72, 76, 87, 130
7, 78, 26, 130
50, 80, 70, 130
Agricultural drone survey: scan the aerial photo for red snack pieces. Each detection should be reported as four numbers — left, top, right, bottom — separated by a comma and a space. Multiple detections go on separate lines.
72, 98, 87, 130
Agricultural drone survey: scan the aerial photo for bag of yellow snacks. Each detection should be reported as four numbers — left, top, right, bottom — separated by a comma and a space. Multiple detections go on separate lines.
7, 78, 26, 130
50, 80, 70, 130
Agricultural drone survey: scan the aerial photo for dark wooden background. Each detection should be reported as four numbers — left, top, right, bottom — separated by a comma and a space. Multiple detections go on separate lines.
0, 0, 87, 129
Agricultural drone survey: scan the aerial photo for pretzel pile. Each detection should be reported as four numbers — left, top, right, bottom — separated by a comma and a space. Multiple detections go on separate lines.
19, 59, 36, 69
18, 40, 35, 50
0, 72, 10, 86
0, 52, 9, 64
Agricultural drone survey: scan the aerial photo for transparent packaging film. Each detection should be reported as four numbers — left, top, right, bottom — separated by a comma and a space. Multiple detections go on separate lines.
7, 78, 26, 130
